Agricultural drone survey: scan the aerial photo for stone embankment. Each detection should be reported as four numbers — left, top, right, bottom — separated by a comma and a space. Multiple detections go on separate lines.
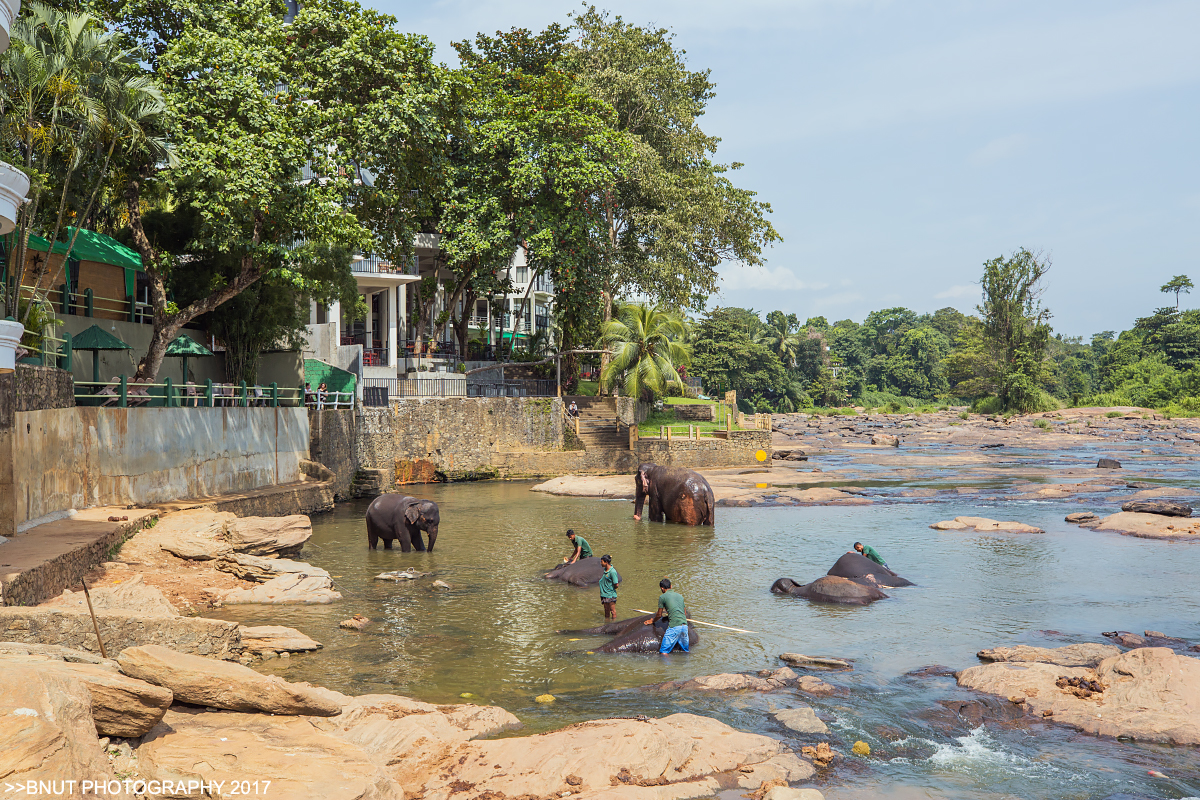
0, 642, 825, 800
956, 643, 1200, 745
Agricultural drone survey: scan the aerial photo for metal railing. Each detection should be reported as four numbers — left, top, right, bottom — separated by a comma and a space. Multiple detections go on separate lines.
22, 283, 150, 323
73, 377, 305, 408
467, 379, 555, 397
362, 346, 389, 366
304, 389, 354, 409
351, 253, 418, 275
361, 376, 557, 399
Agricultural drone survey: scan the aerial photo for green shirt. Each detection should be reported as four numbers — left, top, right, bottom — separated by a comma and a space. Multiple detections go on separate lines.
599, 565, 620, 599
572, 536, 593, 560
657, 590, 687, 628
859, 544, 886, 566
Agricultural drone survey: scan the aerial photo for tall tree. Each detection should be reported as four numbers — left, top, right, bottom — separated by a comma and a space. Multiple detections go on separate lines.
977, 248, 1053, 412
1161, 274, 1194, 310
567, 7, 780, 319
598, 302, 689, 399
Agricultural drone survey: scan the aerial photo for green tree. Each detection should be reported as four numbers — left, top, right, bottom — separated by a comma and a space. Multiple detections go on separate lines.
1161, 274, 1193, 310
690, 307, 798, 408
597, 302, 689, 399
977, 249, 1053, 412
759, 310, 802, 367
567, 7, 780, 319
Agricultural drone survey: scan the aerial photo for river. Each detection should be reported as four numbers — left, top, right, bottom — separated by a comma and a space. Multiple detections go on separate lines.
212, 472, 1200, 800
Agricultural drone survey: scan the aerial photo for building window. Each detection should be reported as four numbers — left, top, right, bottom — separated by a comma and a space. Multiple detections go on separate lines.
515, 266, 528, 283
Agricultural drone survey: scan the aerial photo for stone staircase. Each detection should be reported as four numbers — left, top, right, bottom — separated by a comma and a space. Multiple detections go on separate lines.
564, 396, 628, 450
351, 468, 390, 498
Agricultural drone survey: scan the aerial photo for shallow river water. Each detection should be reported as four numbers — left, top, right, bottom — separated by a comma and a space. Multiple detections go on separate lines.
213, 472, 1200, 800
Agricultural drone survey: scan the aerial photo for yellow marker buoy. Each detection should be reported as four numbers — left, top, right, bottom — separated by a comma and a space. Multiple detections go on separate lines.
460, 692, 475, 699
535, 694, 555, 703
755, 483, 769, 489
568, 638, 581, 641
852, 741, 870, 756
756, 449, 768, 462
586, 651, 595, 655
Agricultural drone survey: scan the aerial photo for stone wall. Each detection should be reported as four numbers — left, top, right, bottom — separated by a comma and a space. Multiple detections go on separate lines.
615, 397, 650, 426
670, 403, 716, 422
308, 408, 356, 499
15, 364, 74, 411
358, 397, 566, 484
16, 406, 309, 529
633, 429, 771, 469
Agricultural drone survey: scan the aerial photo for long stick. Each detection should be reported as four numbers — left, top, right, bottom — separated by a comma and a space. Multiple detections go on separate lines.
80, 579, 107, 659
634, 610, 760, 635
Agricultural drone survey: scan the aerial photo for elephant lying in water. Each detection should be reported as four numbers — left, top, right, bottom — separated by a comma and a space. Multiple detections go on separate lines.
543, 556, 604, 587
560, 614, 699, 653
772, 552, 914, 605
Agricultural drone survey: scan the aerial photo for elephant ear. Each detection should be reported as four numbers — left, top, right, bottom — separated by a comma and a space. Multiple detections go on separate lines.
404, 505, 421, 524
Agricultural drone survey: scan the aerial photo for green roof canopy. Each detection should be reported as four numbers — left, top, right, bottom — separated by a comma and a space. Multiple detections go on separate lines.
13, 228, 142, 272
72, 324, 132, 351
166, 334, 213, 358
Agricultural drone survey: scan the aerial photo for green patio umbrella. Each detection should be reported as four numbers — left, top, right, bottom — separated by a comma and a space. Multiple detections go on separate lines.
166, 333, 214, 383
71, 324, 132, 385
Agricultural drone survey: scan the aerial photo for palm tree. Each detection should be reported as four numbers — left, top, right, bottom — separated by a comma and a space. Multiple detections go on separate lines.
757, 314, 802, 368
598, 302, 690, 400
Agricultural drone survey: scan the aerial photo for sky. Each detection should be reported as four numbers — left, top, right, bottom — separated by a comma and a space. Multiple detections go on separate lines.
378, 0, 1200, 338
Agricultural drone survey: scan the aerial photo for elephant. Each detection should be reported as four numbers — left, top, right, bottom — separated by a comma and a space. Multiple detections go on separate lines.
560, 613, 699, 654
634, 463, 715, 526
826, 552, 914, 588
365, 494, 440, 552
543, 556, 605, 586
772, 554, 913, 605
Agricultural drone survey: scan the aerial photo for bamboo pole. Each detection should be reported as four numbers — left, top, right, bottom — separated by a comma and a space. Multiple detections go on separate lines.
80, 579, 107, 659
633, 610, 760, 635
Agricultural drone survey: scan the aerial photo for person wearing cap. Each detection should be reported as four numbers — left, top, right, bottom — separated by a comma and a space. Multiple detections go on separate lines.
598, 555, 620, 619
563, 529, 593, 564
644, 578, 689, 654
853, 541, 887, 567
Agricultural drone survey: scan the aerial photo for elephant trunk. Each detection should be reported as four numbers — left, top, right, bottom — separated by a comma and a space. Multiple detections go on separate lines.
425, 525, 438, 552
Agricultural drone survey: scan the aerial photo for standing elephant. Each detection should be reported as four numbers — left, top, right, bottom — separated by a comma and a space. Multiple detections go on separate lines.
634, 463, 715, 525
365, 495, 440, 552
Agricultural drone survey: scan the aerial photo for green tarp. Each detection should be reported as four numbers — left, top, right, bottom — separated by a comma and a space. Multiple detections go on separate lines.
304, 358, 356, 394
9, 228, 142, 271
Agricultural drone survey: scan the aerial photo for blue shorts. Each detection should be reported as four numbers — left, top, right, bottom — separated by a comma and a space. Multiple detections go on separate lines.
659, 624, 690, 654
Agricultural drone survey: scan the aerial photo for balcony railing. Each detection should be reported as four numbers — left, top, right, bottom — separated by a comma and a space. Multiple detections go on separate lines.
351, 253, 418, 276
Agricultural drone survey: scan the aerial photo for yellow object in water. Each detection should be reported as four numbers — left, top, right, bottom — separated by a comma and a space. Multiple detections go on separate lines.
756, 449, 768, 462
568, 638, 581, 641
535, 694, 555, 703
755, 483, 769, 489
459, 692, 475, 699
852, 741, 870, 756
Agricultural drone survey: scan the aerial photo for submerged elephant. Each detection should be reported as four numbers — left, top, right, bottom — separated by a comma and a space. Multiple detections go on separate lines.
365, 495, 440, 552
826, 552, 914, 588
543, 556, 605, 586
634, 464, 715, 526
561, 613, 699, 654
772, 554, 914, 605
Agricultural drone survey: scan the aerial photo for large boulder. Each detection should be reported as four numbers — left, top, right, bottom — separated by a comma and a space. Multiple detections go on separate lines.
1082, 512, 1200, 540
870, 434, 899, 447
1120, 500, 1193, 517
0, 664, 128, 796
136, 707, 403, 800
40, 574, 178, 617
976, 643, 1120, 668
223, 515, 313, 557
116, 645, 342, 716
0, 607, 241, 659
956, 646, 1200, 744
238, 625, 323, 653
217, 572, 341, 604
414, 713, 813, 800
931, 516, 1044, 533
773, 706, 828, 734
217, 553, 330, 583
772, 576, 888, 605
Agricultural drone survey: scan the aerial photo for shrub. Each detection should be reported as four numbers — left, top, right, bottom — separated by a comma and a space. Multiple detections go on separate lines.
1105, 411, 1123, 418
1034, 419, 1051, 430
959, 411, 970, 420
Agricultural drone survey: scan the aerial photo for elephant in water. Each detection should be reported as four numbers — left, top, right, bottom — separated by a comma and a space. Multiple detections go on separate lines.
365, 495, 440, 552
560, 614, 699, 654
543, 556, 604, 587
634, 463, 715, 525
772, 553, 914, 605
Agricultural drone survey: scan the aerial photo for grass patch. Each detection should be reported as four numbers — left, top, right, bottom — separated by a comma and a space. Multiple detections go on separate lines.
958, 411, 970, 420
1034, 419, 1051, 430
637, 409, 744, 436
1105, 411, 1123, 418
663, 397, 715, 405
574, 380, 599, 397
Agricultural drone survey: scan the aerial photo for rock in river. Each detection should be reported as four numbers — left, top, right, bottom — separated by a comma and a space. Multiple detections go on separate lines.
217, 571, 341, 604
1120, 500, 1193, 517
224, 515, 313, 557
976, 643, 1120, 668
773, 706, 829, 734
931, 516, 1044, 533
117, 644, 342, 716
239, 625, 323, 653
1097, 457, 1122, 469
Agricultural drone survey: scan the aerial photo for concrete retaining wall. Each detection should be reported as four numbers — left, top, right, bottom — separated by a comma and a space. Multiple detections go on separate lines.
308, 408, 356, 499
17, 406, 308, 528
670, 403, 716, 422
633, 429, 772, 469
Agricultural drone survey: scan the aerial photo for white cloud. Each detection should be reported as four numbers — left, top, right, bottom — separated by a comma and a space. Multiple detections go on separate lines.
935, 284, 978, 300
719, 264, 829, 292
970, 134, 1031, 165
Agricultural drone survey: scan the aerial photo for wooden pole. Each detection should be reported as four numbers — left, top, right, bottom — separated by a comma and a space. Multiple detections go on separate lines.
80, 579, 107, 659
633, 610, 759, 635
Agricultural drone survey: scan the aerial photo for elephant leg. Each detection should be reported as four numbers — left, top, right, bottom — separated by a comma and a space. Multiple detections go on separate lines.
368, 532, 379, 550
650, 495, 665, 522
412, 527, 426, 551
398, 536, 412, 553
383, 537, 394, 550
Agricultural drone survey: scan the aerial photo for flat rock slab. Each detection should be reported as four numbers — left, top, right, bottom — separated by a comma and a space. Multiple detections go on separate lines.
773, 706, 828, 734
1065, 512, 1099, 524
1083, 512, 1200, 540
530, 475, 633, 499
218, 572, 341, 604
660, 672, 791, 692
0, 652, 172, 737
1120, 500, 1193, 517
374, 569, 430, 581
117, 644, 342, 716
957, 646, 1200, 745
0, 607, 241, 659
137, 707, 403, 800
931, 516, 1044, 533
217, 553, 330, 583
224, 515, 313, 557
239, 625, 323, 653
779, 653, 853, 671
976, 643, 1120, 668
40, 573, 178, 617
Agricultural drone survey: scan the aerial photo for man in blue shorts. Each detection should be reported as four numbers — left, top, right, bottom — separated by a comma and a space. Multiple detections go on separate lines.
644, 578, 689, 654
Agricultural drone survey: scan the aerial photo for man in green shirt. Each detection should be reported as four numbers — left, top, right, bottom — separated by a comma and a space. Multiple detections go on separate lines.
644, 578, 689, 654
563, 529, 593, 564
598, 554, 620, 619
854, 541, 888, 568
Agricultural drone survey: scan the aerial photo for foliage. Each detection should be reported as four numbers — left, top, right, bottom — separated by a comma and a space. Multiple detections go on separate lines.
1161, 274, 1193, 310
689, 306, 806, 411
598, 302, 689, 400
976, 249, 1053, 413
